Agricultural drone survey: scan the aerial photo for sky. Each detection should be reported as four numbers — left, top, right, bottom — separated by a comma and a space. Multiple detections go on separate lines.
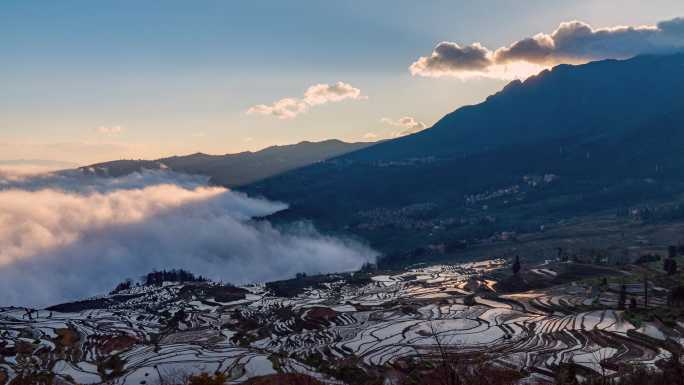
2, 0, 684, 165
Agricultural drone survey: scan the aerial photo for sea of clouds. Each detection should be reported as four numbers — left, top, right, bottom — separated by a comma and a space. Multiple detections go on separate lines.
0, 168, 377, 308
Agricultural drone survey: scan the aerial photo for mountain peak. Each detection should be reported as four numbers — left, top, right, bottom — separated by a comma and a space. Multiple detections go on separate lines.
344, 53, 684, 162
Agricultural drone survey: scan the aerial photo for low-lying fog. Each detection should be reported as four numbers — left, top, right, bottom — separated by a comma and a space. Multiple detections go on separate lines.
0, 168, 377, 308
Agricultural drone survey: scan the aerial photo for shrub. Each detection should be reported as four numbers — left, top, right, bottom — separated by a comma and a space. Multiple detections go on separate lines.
188, 373, 227, 385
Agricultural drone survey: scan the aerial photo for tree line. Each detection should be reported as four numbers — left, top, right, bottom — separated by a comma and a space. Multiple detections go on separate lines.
111, 269, 208, 294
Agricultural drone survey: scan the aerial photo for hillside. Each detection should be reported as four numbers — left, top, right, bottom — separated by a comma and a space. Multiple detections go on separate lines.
345, 54, 684, 161
5, 257, 684, 385
82, 139, 372, 187
242, 54, 684, 259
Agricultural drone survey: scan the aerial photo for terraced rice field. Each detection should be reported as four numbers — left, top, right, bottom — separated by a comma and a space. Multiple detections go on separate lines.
1, 260, 680, 384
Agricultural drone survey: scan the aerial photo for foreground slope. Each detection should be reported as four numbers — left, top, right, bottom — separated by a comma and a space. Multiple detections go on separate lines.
2, 258, 682, 384
243, 54, 684, 257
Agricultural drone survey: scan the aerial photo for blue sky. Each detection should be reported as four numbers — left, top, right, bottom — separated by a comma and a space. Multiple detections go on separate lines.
2, 1, 683, 164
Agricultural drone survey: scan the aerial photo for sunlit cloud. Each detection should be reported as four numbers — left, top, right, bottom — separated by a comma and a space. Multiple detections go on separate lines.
302, 82, 366, 106
97, 125, 124, 135
381, 116, 428, 137
364, 116, 428, 141
247, 81, 367, 119
411, 17, 684, 79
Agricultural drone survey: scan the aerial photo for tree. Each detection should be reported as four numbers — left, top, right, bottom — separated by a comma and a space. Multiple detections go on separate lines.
188, 373, 227, 385
110, 279, 133, 294
555, 363, 579, 385
618, 284, 627, 310
143, 269, 207, 286
669, 286, 684, 307
665, 248, 678, 276
512, 255, 521, 275
644, 275, 649, 309
665, 256, 678, 275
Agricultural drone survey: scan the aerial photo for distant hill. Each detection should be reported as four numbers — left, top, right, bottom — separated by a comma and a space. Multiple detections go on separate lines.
82, 139, 373, 187
242, 53, 684, 259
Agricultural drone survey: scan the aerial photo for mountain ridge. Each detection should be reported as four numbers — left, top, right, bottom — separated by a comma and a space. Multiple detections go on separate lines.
341, 53, 684, 161
82, 139, 373, 187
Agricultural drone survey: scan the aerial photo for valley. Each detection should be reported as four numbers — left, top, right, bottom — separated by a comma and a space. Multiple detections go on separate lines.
9, 53, 684, 385
5, 5, 684, 385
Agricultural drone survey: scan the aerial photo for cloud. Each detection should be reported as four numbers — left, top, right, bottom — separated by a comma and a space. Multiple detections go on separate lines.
97, 125, 124, 135
492, 34, 554, 64
247, 98, 309, 120
411, 17, 684, 79
381, 116, 428, 137
247, 81, 366, 119
0, 169, 209, 193
302, 82, 366, 105
362, 132, 379, 140
410, 42, 494, 76
0, 170, 377, 307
